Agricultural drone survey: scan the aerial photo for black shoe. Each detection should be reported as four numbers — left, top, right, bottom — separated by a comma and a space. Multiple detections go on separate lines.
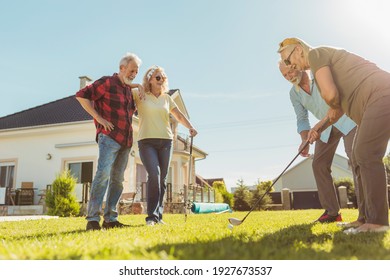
86, 221, 101, 231
102, 220, 128, 229
315, 210, 342, 223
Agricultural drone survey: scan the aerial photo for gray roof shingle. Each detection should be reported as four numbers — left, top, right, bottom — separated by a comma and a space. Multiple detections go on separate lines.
0, 89, 179, 130
0, 95, 92, 130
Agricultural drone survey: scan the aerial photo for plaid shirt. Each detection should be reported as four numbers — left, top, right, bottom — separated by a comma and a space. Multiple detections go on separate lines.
76, 73, 135, 147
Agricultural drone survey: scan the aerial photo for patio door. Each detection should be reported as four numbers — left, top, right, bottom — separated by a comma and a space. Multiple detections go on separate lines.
0, 162, 15, 205
68, 161, 93, 202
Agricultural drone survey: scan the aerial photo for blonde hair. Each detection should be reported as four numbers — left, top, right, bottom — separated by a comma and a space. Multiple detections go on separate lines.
142, 65, 169, 93
277, 37, 312, 63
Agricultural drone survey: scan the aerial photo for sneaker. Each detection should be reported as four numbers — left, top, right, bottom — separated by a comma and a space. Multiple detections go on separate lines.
86, 221, 101, 231
102, 221, 128, 229
146, 220, 156, 226
315, 210, 342, 223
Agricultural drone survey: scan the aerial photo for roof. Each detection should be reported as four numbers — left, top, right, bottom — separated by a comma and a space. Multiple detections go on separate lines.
273, 153, 351, 180
0, 95, 91, 130
196, 175, 225, 187
0, 89, 180, 130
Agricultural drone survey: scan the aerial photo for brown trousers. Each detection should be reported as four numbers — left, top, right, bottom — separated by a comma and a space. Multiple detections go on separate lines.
351, 94, 390, 226
313, 126, 358, 217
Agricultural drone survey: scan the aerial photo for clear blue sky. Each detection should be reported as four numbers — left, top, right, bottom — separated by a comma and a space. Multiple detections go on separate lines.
1, 0, 390, 190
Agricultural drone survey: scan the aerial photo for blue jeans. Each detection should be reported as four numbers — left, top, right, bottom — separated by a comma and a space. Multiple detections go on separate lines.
138, 138, 172, 222
86, 133, 130, 223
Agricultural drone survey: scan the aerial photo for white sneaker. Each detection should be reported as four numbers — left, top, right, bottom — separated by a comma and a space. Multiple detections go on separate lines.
146, 220, 156, 226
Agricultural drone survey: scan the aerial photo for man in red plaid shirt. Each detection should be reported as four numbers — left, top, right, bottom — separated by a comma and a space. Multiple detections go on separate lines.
76, 52, 142, 231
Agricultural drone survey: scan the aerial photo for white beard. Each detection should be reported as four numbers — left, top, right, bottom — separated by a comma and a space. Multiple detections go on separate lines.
290, 71, 302, 91
123, 77, 133, 86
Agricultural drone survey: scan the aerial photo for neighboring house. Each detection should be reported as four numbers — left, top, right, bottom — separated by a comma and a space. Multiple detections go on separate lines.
0, 76, 207, 207
273, 153, 353, 192
196, 175, 225, 188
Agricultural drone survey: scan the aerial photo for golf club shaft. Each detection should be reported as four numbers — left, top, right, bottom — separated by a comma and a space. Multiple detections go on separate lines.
188, 135, 194, 188
239, 118, 329, 223
184, 136, 194, 221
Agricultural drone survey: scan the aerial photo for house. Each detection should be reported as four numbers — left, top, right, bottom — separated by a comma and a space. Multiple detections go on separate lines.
196, 175, 225, 188
0, 76, 208, 213
273, 153, 353, 192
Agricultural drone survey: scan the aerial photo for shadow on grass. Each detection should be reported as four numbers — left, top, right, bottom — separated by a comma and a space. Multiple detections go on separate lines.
148, 223, 390, 260
6, 223, 146, 242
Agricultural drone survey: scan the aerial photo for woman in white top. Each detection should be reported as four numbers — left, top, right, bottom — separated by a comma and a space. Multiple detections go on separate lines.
134, 65, 197, 225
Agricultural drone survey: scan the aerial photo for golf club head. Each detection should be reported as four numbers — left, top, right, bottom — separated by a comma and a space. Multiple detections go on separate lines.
228, 217, 243, 226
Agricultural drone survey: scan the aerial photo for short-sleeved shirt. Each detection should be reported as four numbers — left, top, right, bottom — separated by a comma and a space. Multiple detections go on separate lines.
75, 73, 135, 147
133, 91, 177, 141
289, 75, 356, 143
308, 47, 390, 124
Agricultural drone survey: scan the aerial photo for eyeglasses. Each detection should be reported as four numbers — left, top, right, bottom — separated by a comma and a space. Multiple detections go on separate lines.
284, 47, 296, 66
155, 75, 166, 81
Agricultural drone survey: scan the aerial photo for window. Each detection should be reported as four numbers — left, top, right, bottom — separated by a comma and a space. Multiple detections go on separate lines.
0, 162, 15, 205
136, 164, 147, 201
68, 162, 93, 184
0, 162, 15, 189
136, 163, 147, 185
67, 161, 93, 202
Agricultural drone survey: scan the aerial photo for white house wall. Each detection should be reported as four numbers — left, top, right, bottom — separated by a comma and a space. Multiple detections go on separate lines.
273, 155, 353, 192
273, 159, 316, 192
0, 121, 137, 203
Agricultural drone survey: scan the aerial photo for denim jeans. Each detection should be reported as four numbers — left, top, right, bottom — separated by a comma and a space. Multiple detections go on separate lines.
86, 133, 130, 223
138, 138, 172, 222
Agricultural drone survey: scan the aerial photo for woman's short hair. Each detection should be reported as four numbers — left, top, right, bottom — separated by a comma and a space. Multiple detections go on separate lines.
277, 37, 312, 57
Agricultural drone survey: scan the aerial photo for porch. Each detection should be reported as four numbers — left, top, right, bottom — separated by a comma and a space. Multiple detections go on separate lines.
0, 182, 216, 216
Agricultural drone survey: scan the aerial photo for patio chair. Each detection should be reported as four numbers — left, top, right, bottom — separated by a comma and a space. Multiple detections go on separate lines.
118, 191, 136, 215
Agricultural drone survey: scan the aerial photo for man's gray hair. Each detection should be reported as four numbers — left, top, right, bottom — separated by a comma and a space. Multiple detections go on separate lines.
119, 52, 142, 67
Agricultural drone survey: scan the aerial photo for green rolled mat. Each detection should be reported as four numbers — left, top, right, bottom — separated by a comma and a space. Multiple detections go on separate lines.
191, 202, 232, 214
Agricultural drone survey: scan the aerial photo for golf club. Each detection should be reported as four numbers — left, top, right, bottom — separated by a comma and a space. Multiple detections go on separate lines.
228, 118, 330, 227
184, 135, 194, 222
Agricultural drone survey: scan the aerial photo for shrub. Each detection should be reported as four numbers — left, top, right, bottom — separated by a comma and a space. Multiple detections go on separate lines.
212, 181, 234, 207
233, 179, 253, 211
334, 177, 356, 207
384, 153, 390, 185
252, 180, 273, 210
46, 170, 81, 217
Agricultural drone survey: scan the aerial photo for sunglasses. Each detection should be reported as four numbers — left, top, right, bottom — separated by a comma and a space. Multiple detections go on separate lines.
155, 75, 166, 81
284, 47, 296, 66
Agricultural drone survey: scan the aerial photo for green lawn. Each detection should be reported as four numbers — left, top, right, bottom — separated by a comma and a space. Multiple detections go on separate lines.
0, 209, 389, 260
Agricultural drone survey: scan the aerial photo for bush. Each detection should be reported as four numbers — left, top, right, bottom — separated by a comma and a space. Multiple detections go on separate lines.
45, 170, 81, 217
334, 177, 356, 207
212, 181, 234, 207
233, 180, 253, 211
384, 153, 390, 185
252, 180, 273, 210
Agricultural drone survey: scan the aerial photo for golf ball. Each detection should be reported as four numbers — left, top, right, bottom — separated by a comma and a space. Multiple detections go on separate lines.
228, 224, 233, 230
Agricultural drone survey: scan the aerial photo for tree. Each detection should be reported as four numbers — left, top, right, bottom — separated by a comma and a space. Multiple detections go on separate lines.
45, 170, 81, 217
233, 179, 253, 211
251, 180, 273, 210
